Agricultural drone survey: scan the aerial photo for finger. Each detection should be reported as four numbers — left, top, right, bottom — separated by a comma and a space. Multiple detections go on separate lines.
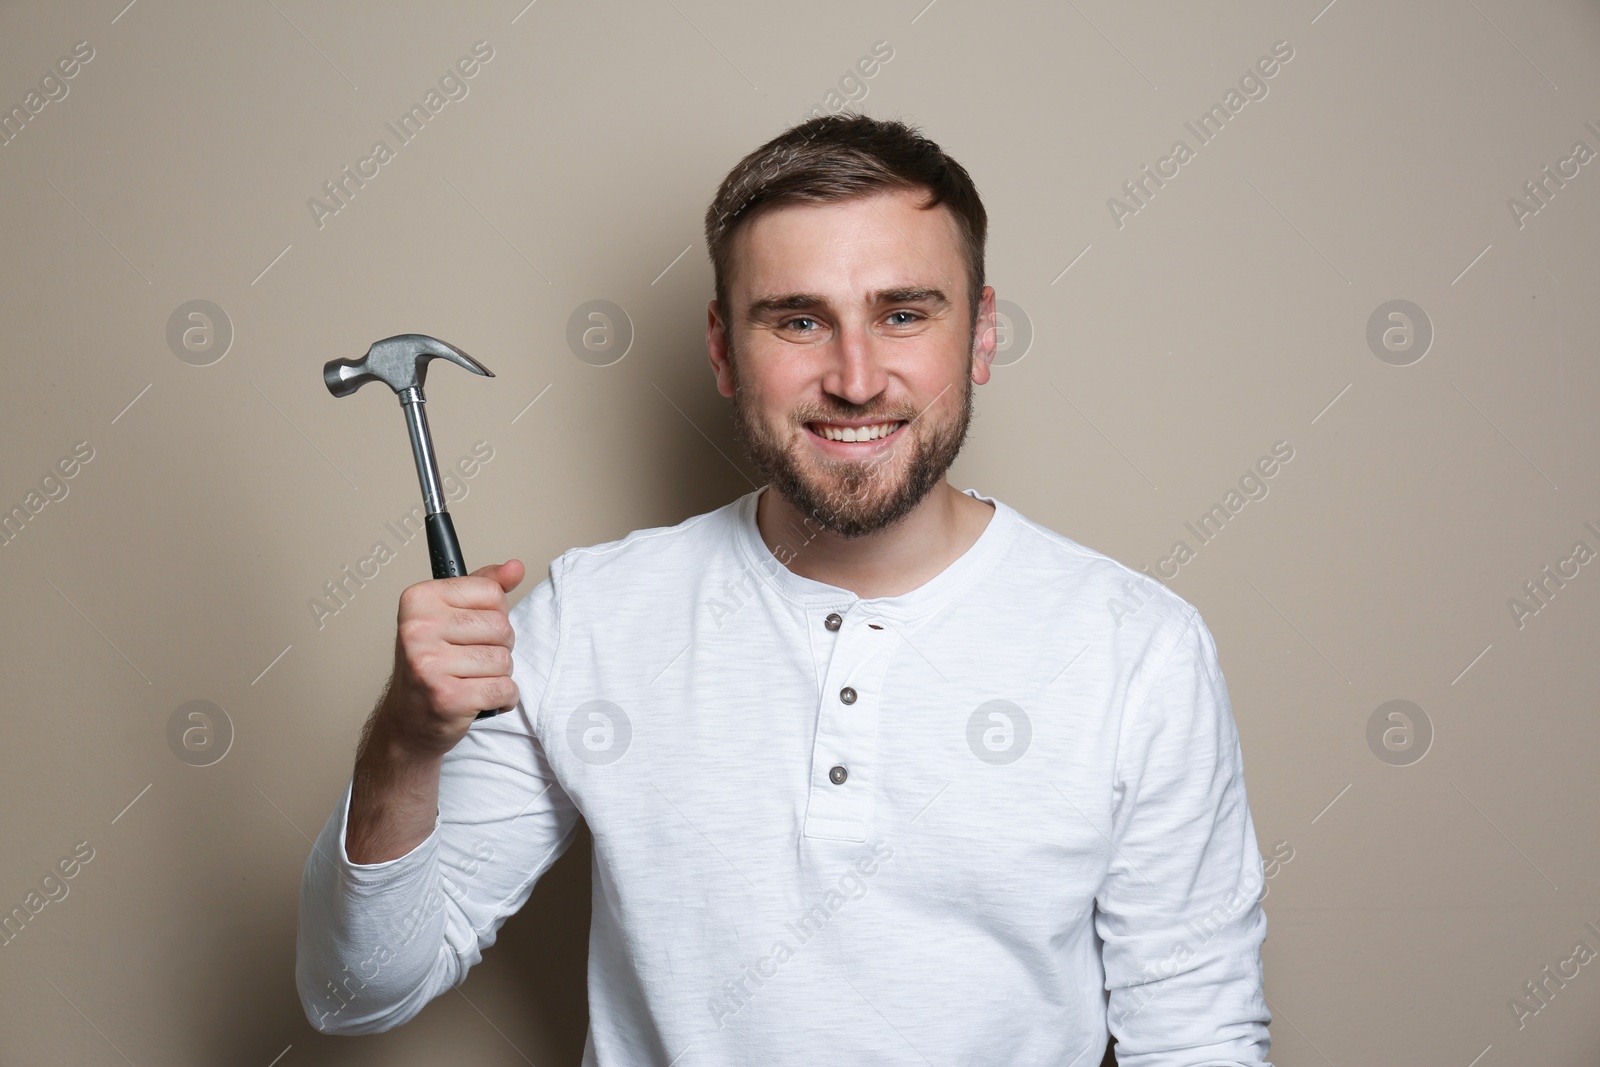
468, 559, 523, 589
433, 606, 515, 648
492, 559, 525, 593
454, 675, 519, 715
437, 639, 515, 680
435, 573, 513, 612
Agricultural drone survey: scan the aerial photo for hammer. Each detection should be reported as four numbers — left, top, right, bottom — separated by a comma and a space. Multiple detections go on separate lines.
323, 334, 504, 720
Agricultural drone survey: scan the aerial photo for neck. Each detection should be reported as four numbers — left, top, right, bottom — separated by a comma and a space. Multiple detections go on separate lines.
755, 481, 994, 600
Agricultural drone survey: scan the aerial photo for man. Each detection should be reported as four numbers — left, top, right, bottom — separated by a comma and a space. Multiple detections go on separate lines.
297, 113, 1274, 1065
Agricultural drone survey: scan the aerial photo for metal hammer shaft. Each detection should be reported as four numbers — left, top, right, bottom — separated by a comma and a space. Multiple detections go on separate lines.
398, 385, 473, 594
400, 386, 450, 518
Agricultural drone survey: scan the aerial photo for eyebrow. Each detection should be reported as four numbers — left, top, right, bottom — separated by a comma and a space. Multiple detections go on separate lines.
745, 286, 951, 320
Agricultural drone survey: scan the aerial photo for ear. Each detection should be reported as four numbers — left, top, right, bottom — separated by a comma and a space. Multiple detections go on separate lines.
970, 285, 997, 385
708, 299, 736, 399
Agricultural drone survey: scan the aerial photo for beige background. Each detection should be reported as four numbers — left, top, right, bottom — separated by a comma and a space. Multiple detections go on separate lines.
2, 0, 1598, 1063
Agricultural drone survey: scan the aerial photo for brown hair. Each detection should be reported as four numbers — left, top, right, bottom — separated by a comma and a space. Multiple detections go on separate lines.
704, 112, 988, 339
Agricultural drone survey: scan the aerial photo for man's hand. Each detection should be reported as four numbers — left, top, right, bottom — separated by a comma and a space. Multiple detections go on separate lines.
383, 559, 526, 759
345, 559, 525, 865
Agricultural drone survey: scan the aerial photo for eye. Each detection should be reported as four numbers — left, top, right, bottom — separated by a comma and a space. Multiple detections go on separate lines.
885, 310, 923, 326
780, 316, 822, 334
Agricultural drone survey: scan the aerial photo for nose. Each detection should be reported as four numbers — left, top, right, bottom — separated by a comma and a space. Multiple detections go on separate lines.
819, 319, 889, 408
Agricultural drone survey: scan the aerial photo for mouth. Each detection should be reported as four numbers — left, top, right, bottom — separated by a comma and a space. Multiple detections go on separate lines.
805, 420, 908, 448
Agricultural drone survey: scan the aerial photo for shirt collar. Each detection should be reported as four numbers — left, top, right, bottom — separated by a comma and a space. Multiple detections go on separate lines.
732, 483, 1018, 623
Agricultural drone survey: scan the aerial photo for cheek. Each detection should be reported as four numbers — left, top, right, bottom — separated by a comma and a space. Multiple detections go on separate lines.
735, 380, 791, 433
901, 362, 953, 404
746, 367, 809, 417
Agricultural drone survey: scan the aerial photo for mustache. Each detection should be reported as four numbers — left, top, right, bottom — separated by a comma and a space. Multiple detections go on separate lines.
798, 383, 954, 428
798, 411, 911, 424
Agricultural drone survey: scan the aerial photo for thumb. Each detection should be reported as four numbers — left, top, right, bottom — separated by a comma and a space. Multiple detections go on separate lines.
471, 558, 526, 593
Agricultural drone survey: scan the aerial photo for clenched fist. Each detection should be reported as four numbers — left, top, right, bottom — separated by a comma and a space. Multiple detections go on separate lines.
379, 559, 526, 759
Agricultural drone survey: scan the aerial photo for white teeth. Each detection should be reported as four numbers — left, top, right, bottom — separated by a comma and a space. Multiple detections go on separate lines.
814, 421, 903, 443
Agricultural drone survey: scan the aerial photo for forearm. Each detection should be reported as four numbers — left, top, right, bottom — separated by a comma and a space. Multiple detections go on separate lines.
295, 701, 456, 1034
296, 776, 458, 1034
347, 707, 444, 865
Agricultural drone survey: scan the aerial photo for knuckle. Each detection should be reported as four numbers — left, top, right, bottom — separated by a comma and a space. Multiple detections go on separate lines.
434, 677, 467, 713
484, 645, 513, 676
397, 616, 430, 648
410, 649, 440, 685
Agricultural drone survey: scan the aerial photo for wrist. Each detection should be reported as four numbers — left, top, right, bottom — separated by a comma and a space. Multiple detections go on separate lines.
363, 693, 450, 768
374, 720, 446, 771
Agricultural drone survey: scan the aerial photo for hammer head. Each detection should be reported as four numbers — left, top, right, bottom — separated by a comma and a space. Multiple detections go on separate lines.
324, 334, 493, 398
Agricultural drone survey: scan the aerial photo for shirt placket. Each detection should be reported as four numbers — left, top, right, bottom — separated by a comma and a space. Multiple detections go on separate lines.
803, 606, 895, 842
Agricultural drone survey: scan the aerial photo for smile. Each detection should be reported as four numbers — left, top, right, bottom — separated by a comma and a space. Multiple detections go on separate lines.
805, 420, 907, 444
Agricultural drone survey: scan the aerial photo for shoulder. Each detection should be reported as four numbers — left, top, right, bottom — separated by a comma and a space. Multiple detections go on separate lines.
506, 497, 741, 654
543, 496, 738, 597
999, 499, 1198, 635
981, 497, 1218, 710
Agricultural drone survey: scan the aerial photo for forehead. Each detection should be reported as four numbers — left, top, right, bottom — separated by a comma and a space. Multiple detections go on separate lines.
728, 188, 964, 303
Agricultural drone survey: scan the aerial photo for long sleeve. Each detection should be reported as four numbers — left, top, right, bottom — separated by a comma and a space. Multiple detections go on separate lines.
1095, 608, 1273, 1066
294, 559, 584, 1035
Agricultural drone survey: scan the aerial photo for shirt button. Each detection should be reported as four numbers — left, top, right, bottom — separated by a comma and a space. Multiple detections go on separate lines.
839, 686, 857, 705
825, 612, 842, 631
829, 765, 848, 785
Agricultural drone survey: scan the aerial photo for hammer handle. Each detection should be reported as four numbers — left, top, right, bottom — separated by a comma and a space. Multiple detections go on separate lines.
423, 511, 505, 721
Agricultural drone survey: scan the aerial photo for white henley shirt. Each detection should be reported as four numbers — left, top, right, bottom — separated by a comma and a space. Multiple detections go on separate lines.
296, 485, 1273, 1065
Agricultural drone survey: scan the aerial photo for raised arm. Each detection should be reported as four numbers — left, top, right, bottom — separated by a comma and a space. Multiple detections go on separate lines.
295, 557, 583, 1034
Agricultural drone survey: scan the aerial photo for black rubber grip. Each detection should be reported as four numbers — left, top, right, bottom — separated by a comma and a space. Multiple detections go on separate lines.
423, 511, 505, 721
424, 511, 466, 580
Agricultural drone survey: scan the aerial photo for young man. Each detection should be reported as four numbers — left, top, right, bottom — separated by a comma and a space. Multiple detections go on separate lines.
297, 114, 1274, 1065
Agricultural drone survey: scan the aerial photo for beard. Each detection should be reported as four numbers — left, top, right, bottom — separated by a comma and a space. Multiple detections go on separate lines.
726, 345, 975, 540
